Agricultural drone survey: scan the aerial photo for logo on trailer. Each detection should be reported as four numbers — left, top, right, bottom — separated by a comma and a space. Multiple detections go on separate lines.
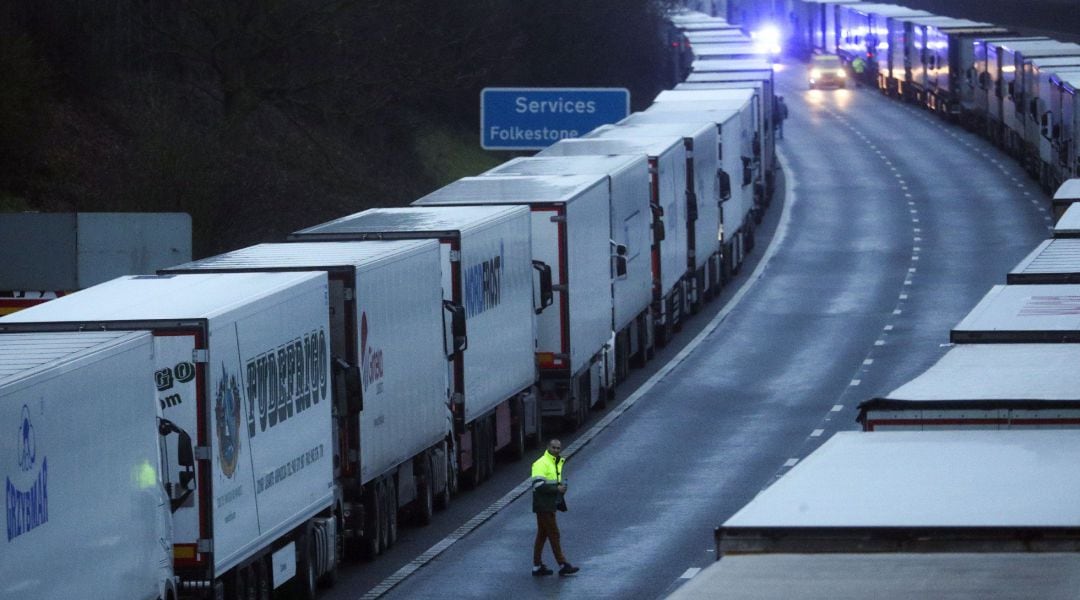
463, 241, 505, 318
244, 328, 329, 439
360, 312, 384, 394
7, 405, 48, 542
215, 366, 242, 479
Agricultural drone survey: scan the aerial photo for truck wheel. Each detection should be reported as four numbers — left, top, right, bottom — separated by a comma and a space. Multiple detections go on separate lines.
481, 418, 494, 480
509, 399, 526, 460
415, 469, 435, 525
320, 517, 341, 588
377, 481, 390, 553
292, 530, 318, 600
361, 484, 383, 559
386, 480, 399, 547
436, 450, 454, 510
253, 559, 270, 600
466, 424, 483, 488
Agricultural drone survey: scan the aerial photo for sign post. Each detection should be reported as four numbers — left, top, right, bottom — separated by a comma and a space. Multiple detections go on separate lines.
480, 87, 630, 150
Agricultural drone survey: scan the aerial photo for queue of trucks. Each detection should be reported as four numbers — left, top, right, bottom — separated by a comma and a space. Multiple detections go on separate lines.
663, 6, 1080, 597
0, 9, 779, 599
718, 0, 1080, 194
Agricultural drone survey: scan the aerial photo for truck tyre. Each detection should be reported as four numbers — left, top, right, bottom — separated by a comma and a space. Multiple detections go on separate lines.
481, 418, 494, 480
377, 481, 390, 553
509, 398, 526, 460
253, 559, 270, 600
415, 467, 435, 525
467, 423, 483, 489
436, 449, 454, 510
361, 484, 383, 559
386, 480, 399, 547
291, 530, 318, 600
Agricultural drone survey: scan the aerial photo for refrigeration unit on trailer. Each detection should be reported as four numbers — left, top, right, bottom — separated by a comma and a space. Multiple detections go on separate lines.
162, 240, 454, 556
857, 344, 1080, 430
287, 208, 544, 489
483, 156, 653, 377
0, 272, 338, 599
585, 124, 722, 307
950, 283, 1080, 343
685, 430, 1080, 599
413, 175, 613, 429
1008, 238, 1080, 284
535, 138, 689, 347
0, 331, 191, 600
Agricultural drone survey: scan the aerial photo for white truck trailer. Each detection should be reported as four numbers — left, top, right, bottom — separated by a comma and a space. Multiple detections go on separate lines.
0, 272, 338, 599
717, 430, 1080, 552
0, 330, 193, 600
287, 209, 541, 489
414, 175, 613, 430
162, 240, 452, 558
857, 343, 1080, 430
646, 94, 758, 260
536, 138, 689, 346
616, 110, 751, 280
484, 156, 654, 377
951, 283, 1080, 343
1057, 202, 1080, 237
1008, 237, 1080, 284
1019, 58, 1080, 185
678, 430, 1080, 598
586, 123, 722, 305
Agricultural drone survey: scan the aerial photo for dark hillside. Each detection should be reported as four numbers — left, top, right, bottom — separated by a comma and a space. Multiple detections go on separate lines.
0, 1, 676, 256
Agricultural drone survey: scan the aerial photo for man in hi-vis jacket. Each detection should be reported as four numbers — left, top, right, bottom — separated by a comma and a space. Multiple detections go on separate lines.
531, 439, 579, 576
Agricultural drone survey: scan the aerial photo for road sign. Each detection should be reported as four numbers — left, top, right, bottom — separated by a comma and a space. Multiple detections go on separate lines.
480, 87, 631, 150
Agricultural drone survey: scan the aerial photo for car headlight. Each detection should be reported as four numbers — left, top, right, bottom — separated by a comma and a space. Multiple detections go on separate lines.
837, 69, 846, 77
811, 69, 822, 79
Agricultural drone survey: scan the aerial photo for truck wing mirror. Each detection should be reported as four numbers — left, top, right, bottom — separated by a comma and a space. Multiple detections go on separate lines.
685, 190, 699, 222
650, 204, 666, 242
442, 300, 467, 353
612, 243, 628, 279
532, 260, 554, 315
334, 357, 363, 412
177, 429, 194, 468
718, 169, 732, 201
741, 156, 752, 186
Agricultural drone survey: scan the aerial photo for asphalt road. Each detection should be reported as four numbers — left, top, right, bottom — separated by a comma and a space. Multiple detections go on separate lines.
318, 59, 1052, 600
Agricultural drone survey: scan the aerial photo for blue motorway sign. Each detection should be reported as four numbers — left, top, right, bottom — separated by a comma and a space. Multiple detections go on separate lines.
480, 87, 630, 150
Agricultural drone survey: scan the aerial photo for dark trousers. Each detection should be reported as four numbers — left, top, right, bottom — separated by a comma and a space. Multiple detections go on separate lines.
534, 511, 566, 566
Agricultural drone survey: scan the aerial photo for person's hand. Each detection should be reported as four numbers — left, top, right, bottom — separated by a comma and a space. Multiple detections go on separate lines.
557, 484, 567, 494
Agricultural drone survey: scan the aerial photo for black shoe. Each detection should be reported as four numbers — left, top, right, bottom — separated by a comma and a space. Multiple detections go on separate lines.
532, 564, 553, 577
558, 563, 580, 576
